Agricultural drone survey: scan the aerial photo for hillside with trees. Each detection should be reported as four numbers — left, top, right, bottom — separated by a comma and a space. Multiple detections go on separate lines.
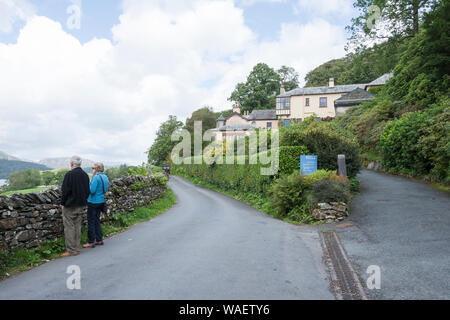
333, 0, 449, 184
0, 160, 51, 180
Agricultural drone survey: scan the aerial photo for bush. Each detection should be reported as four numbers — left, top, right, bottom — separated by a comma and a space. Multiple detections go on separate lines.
280, 119, 361, 177
311, 179, 350, 204
270, 173, 311, 217
379, 111, 432, 176
279, 146, 309, 175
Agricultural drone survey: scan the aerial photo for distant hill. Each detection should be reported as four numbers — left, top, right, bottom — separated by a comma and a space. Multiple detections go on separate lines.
0, 151, 21, 161
0, 159, 52, 179
38, 157, 96, 170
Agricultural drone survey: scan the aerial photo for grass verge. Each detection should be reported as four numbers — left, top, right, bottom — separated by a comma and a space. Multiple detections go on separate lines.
0, 187, 176, 280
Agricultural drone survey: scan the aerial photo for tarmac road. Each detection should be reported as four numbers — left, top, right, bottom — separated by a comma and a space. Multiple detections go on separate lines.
0, 176, 334, 300
336, 170, 450, 300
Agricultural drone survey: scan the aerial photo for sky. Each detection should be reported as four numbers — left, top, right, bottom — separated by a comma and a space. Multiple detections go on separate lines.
0, 0, 359, 165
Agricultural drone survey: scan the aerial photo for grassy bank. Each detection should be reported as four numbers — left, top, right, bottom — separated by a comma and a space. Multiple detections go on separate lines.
0, 187, 176, 280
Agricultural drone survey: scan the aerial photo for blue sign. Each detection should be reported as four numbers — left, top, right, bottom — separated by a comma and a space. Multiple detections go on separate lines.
300, 155, 318, 175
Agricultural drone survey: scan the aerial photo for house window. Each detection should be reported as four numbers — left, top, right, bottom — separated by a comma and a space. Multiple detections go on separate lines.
276, 97, 290, 110
267, 122, 272, 129
297, 118, 302, 123
305, 98, 310, 107
284, 119, 291, 127
320, 97, 327, 107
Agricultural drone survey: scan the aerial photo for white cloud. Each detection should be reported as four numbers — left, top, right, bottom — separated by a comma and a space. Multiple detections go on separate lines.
0, 0, 348, 164
0, 0, 35, 33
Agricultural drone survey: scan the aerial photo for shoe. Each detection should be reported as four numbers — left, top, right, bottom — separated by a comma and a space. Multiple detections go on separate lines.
95, 241, 104, 246
60, 251, 80, 257
83, 243, 95, 248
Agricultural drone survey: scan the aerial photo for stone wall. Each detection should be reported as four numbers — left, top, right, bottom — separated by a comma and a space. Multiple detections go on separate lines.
312, 202, 349, 223
0, 175, 166, 251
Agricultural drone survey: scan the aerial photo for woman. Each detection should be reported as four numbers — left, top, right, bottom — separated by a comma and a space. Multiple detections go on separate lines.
83, 162, 109, 248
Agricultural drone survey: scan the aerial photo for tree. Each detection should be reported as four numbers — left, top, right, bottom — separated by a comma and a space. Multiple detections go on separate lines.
385, 0, 450, 106
41, 171, 56, 186
185, 107, 217, 135
147, 115, 184, 166
348, 0, 438, 49
277, 66, 299, 91
8, 169, 42, 190
305, 58, 353, 87
54, 169, 70, 185
229, 63, 281, 113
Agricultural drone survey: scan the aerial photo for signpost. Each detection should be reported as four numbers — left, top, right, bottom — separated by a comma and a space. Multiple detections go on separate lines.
300, 155, 318, 176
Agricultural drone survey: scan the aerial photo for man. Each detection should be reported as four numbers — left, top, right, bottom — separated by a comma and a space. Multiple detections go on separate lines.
60, 156, 90, 257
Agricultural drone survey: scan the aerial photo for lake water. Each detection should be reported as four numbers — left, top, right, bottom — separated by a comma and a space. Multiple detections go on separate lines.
0, 179, 8, 187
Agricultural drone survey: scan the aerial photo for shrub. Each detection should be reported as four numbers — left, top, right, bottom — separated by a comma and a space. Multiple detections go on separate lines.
279, 146, 309, 175
379, 111, 432, 176
270, 173, 311, 217
311, 179, 350, 204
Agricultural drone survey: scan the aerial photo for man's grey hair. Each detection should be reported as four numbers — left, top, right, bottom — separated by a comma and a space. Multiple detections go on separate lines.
70, 156, 82, 168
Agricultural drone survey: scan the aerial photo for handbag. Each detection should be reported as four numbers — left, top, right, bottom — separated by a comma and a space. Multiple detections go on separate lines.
98, 175, 108, 214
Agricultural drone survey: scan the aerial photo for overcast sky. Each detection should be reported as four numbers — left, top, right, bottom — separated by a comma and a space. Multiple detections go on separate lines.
0, 0, 358, 165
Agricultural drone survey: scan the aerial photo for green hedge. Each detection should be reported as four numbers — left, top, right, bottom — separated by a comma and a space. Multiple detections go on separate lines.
281, 120, 362, 177
173, 146, 311, 196
279, 146, 309, 175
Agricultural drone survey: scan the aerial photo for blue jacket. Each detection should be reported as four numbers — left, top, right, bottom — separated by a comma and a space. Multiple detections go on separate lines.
88, 173, 109, 204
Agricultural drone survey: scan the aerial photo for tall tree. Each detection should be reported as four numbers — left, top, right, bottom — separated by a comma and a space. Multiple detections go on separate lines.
348, 0, 438, 49
229, 63, 281, 113
147, 115, 184, 165
277, 66, 300, 91
185, 107, 217, 135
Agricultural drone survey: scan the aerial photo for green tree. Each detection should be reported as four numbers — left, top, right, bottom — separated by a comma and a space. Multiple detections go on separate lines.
348, 0, 439, 48
229, 63, 282, 113
386, 0, 450, 107
277, 65, 300, 91
305, 58, 353, 87
41, 171, 56, 186
185, 107, 217, 135
54, 169, 70, 185
147, 115, 184, 166
8, 169, 42, 190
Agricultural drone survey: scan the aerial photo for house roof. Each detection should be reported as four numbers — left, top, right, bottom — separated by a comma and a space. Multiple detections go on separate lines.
278, 83, 368, 98
217, 114, 226, 121
246, 109, 277, 121
366, 72, 393, 87
334, 88, 375, 107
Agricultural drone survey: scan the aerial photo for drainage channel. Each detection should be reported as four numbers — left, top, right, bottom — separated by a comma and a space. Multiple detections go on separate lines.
320, 231, 367, 300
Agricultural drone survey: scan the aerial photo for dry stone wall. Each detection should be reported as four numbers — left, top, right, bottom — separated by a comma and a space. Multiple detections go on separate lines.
0, 175, 166, 251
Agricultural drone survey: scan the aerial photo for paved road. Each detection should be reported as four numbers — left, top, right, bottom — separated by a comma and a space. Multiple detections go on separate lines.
336, 170, 450, 300
0, 176, 334, 300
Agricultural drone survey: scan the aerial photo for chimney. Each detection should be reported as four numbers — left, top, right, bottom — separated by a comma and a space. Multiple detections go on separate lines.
329, 78, 335, 88
280, 86, 286, 94
232, 101, 241, 114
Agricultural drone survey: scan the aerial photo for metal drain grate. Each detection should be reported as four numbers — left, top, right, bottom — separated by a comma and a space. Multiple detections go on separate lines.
320, 231, 367, 300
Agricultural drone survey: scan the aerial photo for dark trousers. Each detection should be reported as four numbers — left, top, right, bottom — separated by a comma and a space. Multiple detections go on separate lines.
87, 203, 103, 244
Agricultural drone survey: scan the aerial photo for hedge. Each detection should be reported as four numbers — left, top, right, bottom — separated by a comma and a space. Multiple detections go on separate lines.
172, 146, 311, 196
